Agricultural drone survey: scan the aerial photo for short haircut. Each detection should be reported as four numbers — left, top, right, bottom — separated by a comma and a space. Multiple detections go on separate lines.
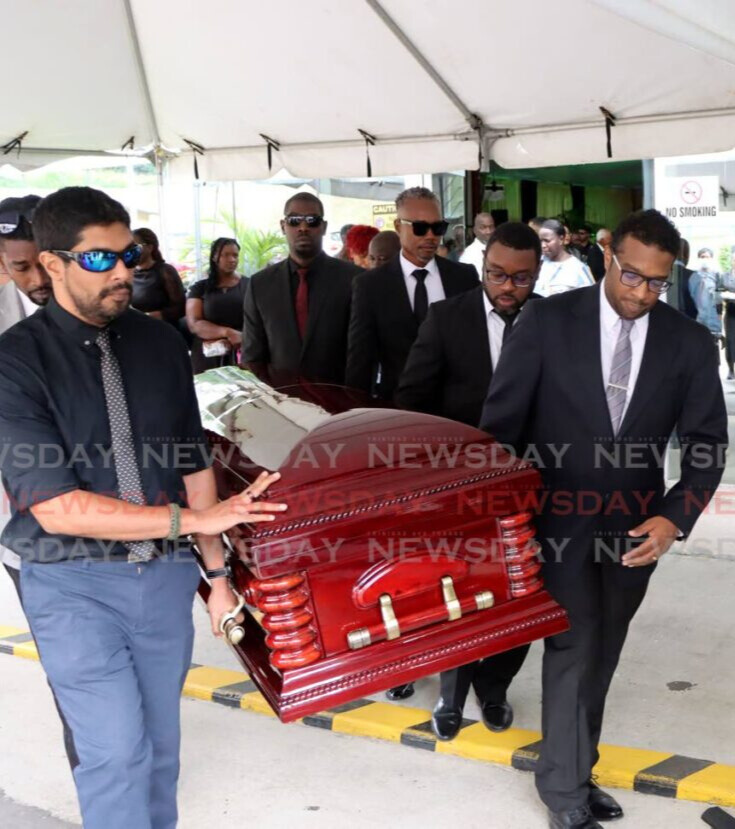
611, 209, 681, 259
485, 221, 542, 263
576, 224, 591, 233
395, 187, 439, 210
697, 247, 714, 258
283, 192, 325, 215
34, 187, 130, 252
345, 224, 379, 258
541, 219, 565, 238
529, 216, 548, 227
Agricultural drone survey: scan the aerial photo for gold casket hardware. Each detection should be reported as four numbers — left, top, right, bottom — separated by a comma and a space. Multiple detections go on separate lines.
346, 581, 497, 650
441, 576, 462, 621
219, 591, 247, 645
380, 593, 401, 640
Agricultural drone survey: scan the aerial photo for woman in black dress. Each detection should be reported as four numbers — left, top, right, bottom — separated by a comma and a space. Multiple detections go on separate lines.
186, 237, 248, 373
131, 227, 186, 324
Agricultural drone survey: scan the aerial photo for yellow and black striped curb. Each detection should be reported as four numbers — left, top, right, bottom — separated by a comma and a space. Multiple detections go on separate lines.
2, 624, 734, 809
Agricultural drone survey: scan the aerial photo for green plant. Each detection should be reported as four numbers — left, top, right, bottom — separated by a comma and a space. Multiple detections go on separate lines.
181, 210, 287, 278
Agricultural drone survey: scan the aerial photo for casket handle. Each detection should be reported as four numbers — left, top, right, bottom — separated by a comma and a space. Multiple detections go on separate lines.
441, 576, 462, 621
346, 580, 496, 650
220, 592, 247, 645
380, 594, 400, 640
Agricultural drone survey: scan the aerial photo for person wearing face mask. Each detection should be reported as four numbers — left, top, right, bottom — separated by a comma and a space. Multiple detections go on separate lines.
688, 247, 723, 345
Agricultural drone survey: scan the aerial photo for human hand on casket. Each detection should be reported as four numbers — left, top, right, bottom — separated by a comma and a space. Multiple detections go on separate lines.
191, 470, 287, 536
208, 578, 245, 639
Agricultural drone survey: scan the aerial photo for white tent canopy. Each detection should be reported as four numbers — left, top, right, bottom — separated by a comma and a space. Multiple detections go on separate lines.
4, 0, 735, 178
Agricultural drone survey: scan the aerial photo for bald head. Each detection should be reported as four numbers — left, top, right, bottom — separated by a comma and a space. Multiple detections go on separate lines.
473, 213, 495, 244
367, 230, 401, 269
596, 228, 612, 247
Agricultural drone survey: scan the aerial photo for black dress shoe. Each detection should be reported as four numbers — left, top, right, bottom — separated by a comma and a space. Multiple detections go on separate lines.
548, 805, 602, 829
480, 699, 514, 732
588, 781, 623, 821
385, 683, 415, 701
431, 701, 463, 740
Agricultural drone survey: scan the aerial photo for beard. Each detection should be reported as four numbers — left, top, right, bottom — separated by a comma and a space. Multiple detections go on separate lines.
68, 281, 132, 325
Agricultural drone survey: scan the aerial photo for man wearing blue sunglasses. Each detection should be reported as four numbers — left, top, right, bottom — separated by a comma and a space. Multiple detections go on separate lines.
0, 186, 288, 829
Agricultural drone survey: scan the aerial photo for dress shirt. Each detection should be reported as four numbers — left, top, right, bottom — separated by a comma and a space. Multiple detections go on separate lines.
0, 298, 210, 563
17, 288, 41, 319
599, 279, 649, 423
459, 238, 486, 279
400, 252, 445, 310
482, 292, 522, 370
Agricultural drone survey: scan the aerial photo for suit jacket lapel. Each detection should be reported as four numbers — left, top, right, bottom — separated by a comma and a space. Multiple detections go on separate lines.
301, 257, 330, 353
470, 288, 492, 380
389, 257, 415, 326
618, 301, 672, 436
570, 285, 614, 436
0, 282, 25, 335
273, 261, 302, 350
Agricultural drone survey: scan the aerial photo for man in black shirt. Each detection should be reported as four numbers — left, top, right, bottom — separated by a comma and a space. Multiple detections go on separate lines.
0, 187, 287, 829
241, 192, 362, 384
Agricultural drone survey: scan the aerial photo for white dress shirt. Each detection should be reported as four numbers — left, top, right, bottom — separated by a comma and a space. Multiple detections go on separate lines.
483, 292, 523, 370
18, 288, 41, 319
599, 279, 649, 422
460, 238, 486, 279
400, 252, 445, 310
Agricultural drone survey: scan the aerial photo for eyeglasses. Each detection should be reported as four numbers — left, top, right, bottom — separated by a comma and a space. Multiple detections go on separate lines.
613, 255, 671, 294
284, 214, 324, 228
49, 244, 143, 273
485, 269, 535, 288
399, 219, 449, 237
0, 207, 36, 235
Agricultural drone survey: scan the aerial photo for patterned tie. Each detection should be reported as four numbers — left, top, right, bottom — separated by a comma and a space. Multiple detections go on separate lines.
606, 318, 634, 435
412, 269, 429, 324
96, 329, 156, 562
295, 267, 309, 339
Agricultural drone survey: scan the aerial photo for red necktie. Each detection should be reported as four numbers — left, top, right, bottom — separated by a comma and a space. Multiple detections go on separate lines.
295, 267, 309, 339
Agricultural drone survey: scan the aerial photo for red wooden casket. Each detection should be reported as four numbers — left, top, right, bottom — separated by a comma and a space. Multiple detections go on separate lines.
195, 368, 568, 722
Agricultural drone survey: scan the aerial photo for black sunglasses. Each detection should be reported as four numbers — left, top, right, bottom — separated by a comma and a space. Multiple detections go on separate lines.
49, 244, 143, 273
284, 214, 324, 228
0, 207, 36, 235
399, 219, 449, 237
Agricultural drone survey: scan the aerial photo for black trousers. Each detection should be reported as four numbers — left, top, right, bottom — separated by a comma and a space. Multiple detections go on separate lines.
4, 563, 79, 770
534, 550, 654, 813
438, 644, 530, 709
724, 302, 735, 367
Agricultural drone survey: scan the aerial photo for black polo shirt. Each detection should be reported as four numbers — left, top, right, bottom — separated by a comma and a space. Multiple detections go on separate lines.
0, 298, 210, 563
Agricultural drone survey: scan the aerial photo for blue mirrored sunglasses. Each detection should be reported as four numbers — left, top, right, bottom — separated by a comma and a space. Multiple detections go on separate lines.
49, 244, 142, 273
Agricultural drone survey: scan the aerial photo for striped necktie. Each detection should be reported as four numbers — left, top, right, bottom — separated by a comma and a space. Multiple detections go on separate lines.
606, 318, 634, 436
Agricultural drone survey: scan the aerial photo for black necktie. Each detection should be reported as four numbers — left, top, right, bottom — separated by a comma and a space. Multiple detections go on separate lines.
412, 269, 429, 324
501, 312, 518, 345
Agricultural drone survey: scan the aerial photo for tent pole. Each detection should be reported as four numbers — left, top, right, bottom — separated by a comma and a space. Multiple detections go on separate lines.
193, 180, 203, 281
364, 0, 484, 135
122, 0, 161, 145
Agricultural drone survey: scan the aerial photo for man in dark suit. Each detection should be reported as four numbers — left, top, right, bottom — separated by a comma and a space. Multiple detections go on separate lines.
481, 210, 728, 829
397, 222, 543, 739
346, 186, 477, 400
241, 193, 361, 384
585, 228, 612, 282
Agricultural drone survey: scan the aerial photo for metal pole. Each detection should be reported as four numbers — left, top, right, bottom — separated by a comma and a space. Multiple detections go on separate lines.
193, 180, 203, 281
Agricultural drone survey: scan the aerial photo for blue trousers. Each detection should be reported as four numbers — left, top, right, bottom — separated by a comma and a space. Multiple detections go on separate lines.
21, 553, 200, 829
